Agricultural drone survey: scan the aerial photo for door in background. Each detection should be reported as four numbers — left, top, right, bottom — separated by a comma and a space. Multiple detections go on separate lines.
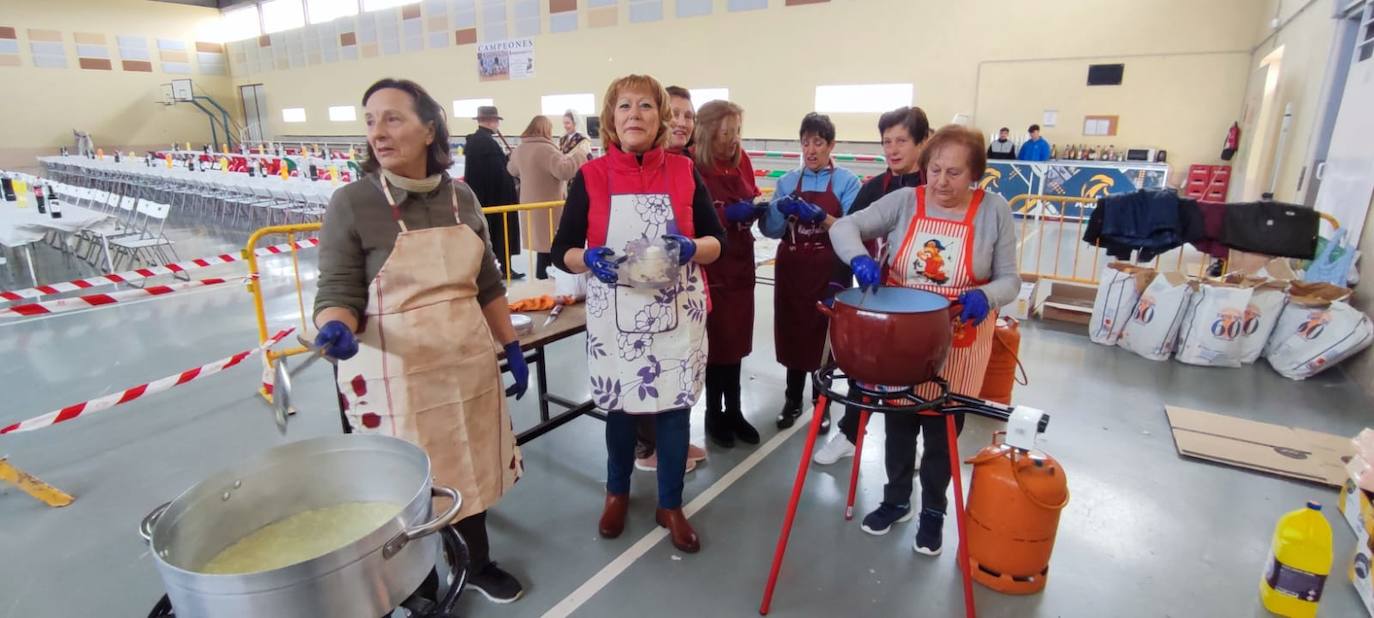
1314, 0, 1374, 246
239, 84, 267, 144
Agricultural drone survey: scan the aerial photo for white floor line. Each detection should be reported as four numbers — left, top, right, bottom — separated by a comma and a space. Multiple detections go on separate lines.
540, 414, 810, 618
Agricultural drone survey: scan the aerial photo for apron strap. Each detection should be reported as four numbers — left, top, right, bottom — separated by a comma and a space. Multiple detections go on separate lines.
378, 173, 465, 234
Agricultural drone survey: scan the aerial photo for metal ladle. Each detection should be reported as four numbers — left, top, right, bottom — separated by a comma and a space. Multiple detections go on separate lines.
268, 334, 335, 434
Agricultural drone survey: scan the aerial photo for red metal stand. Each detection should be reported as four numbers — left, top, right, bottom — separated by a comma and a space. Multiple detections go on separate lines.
843, 406, 871, 520
761, 390, 978, 618
759, 394, 830, 615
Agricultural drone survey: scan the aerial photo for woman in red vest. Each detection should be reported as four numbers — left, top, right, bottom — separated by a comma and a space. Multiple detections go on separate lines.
551, 75, 726, 553
694, 100, 766, 448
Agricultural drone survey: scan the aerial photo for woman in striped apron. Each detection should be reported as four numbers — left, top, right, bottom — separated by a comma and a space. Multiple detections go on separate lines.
828, 124, 1020, 556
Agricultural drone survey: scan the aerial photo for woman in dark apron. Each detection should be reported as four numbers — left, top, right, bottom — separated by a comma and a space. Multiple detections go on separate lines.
760, 113, 862, 430
695, 100, 766, 448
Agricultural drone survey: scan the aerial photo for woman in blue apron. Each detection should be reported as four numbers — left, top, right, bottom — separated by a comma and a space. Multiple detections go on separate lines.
550, 74, 727, 554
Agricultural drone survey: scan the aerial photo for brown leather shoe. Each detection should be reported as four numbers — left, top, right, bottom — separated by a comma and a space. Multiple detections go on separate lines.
655, 507, 700, 553
599, 493, 630, 538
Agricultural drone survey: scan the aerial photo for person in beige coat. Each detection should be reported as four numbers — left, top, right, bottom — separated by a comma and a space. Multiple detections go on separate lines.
508, 115, 589, 279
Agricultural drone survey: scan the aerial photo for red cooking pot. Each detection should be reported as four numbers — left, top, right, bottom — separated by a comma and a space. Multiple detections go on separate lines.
817, 287, 953, 386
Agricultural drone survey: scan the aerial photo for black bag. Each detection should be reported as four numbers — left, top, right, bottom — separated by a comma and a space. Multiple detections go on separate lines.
1221, 200, 1319, 259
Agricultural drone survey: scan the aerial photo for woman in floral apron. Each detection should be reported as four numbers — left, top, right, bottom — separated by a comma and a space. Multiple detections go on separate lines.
550, 75, 727, 554
313, 79, 529, 603
828, 124, 1020, 556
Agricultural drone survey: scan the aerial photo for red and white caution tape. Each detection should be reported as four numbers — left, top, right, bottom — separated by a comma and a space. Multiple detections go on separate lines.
0, 238, 318, 303
0, 276, 247, 318
0, 328, 295, 435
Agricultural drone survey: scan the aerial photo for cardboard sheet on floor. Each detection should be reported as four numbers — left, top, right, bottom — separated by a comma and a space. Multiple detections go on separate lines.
1165, 405, 1353, 487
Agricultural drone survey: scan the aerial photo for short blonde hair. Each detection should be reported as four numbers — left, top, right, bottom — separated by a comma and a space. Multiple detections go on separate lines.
520, 115, 553, 139
693, 100, 744, 169
598, 74, 672, 150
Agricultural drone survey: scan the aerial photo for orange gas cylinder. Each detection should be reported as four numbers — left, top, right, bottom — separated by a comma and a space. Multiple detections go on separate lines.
978, 317, 1024, 405
965, 434, 1069, 594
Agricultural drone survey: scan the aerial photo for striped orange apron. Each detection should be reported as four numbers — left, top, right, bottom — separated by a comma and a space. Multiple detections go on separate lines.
886, 187, 996, 398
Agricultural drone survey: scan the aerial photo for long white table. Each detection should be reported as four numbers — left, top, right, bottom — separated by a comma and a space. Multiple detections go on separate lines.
0, 197, 110, 285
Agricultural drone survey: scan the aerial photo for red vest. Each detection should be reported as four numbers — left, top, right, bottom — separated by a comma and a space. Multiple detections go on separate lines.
583, 142, 697, 247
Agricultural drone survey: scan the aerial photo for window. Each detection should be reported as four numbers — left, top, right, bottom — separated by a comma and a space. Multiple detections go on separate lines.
329, 105, 357, 122
541, 93, 595, 116
261, 0, 306, 34
362, 0, 420, 11
282, 108, 307, 123
814, 84, 913, 113
307, 0, 359, 24
216, 5, 262, 42
688, 88, 729, 110
453, 98, 495, 118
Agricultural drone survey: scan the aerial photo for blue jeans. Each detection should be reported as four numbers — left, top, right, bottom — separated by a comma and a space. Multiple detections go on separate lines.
606, 408, 689, 509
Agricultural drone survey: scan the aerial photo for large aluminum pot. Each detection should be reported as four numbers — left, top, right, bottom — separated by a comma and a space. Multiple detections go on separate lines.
817, 287, 953, 386
140, 434, 461, 618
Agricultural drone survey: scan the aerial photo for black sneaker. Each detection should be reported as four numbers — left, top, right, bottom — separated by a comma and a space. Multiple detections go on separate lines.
860, 502, 913, 536
913, 508, 944, 556
466, 562, 524, 603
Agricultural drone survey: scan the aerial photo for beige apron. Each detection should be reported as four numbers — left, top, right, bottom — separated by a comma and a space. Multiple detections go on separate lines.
336, 174, 521, 520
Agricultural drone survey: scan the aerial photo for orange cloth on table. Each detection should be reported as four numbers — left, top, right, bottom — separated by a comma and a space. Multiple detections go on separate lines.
508, 295, 555, 312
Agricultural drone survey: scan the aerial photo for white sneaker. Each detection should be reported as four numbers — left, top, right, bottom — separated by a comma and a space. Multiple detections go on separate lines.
812, 434, 856, 465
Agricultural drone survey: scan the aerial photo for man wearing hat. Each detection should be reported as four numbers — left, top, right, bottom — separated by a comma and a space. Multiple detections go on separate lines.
466, 105, 523, 279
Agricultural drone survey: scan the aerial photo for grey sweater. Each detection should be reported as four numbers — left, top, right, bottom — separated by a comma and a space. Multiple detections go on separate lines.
828, 186, 1020, 308
314, 173, 506, 321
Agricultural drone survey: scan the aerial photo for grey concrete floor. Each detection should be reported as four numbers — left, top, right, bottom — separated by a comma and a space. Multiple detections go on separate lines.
1, 234, 1370, 618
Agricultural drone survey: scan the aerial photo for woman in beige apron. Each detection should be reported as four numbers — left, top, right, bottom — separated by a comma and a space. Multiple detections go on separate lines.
313, 79, 528, 604
829, 124, 1021, 557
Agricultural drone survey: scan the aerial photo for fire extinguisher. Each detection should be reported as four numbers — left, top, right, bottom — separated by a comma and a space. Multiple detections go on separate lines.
1221, 121, 1240, 161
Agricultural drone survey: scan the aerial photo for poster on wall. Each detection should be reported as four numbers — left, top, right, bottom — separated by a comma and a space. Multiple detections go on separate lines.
477, 38, 534, 82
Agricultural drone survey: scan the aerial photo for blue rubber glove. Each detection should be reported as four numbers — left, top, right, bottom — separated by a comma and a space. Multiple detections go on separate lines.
957, 289, 991, 326
662, 234, 696, 265
724, 200, 757, 223
315, 320, 358, 360
503, 340, 528, 400
850, 256, 881, 291
779, 197, 826, 225
583, 246, 620, 284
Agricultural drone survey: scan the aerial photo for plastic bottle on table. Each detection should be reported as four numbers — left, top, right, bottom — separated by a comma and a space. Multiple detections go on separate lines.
1260, 501, 1333, 617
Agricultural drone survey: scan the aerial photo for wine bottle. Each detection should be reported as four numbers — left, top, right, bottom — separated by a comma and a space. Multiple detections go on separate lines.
48, 184, 62, 219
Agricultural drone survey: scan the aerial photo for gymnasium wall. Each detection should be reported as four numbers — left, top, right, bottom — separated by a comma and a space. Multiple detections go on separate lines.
0, 0, 237, 172
227, 0, 1267, 180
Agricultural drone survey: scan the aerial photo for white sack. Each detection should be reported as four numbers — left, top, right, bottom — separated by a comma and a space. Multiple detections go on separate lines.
1174, 282, 1255, 368
1089, 263, 1154, 346
1117, 272, 1193, 361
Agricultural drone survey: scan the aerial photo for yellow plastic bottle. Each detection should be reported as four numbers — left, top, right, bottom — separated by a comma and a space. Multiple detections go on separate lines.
1260, 501, 1333, 617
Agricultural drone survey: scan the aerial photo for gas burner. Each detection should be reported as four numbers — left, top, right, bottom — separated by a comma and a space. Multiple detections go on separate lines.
148, 526, 469, 618
810, 364, 1046, 426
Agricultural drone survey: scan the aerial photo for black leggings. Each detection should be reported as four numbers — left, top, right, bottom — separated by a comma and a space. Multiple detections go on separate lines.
883, 411, 966, 512
536, 252, 551, 280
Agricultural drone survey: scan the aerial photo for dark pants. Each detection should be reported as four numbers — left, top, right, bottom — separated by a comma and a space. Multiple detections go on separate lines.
883, 411, 965, 513
453, 511, 491, 571
706, 362, 742, 412
784, 368, 810, 403
608, 409, 689, 508
836, 379, 866, 443
535, 252, 551, 280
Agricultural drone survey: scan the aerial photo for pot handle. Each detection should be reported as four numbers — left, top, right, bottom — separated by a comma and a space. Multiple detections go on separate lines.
139, 501, 171, 544
383, 485, 463, 560
815, 301, 835, 318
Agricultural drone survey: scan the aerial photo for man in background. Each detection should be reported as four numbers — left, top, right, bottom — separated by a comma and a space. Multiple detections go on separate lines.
987, 127, 1017, 160
1017, 124, 1051, 162
465, 106, 523, 279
